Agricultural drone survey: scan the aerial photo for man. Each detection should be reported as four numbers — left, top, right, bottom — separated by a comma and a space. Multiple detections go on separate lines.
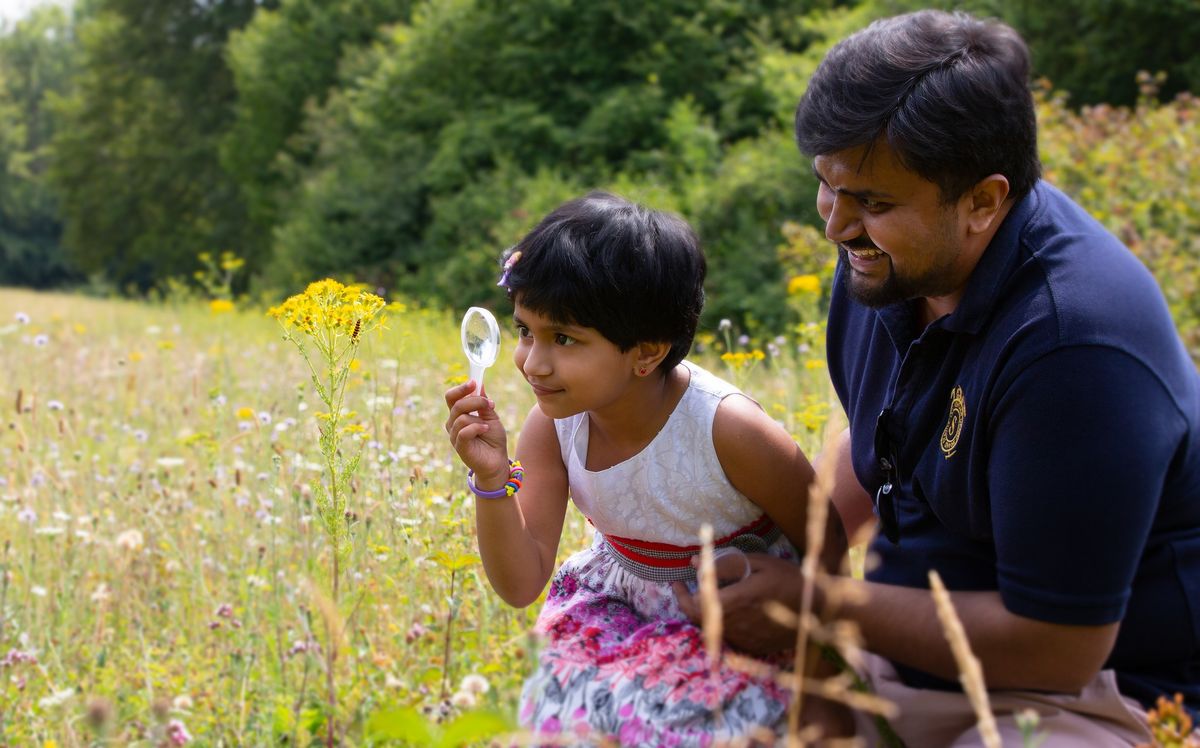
677, 10, 1200, 746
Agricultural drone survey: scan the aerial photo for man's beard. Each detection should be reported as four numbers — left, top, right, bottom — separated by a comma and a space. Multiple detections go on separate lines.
838, 231, 963, 309
838, 242, 910, 308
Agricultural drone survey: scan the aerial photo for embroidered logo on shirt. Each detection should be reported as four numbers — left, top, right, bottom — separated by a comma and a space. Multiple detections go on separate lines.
940, 385, 966, 459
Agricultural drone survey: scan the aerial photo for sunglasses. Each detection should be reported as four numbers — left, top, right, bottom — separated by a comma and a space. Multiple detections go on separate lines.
873, 408, 901, 544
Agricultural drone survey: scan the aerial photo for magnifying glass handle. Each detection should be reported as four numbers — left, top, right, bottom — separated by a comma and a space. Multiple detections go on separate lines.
469, 362, 486, 397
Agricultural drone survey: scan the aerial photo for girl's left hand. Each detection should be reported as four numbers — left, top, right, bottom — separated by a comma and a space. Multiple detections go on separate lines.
444, 380, 510, 488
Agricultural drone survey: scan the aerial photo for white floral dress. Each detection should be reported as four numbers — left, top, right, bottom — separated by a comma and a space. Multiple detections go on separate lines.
519, 362, 800, 746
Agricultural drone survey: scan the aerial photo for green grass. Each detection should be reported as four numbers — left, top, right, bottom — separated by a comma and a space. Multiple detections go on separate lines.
0, 287, 833, 746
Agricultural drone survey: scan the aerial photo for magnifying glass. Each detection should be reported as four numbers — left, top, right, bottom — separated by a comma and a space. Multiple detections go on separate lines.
461, 306, 501, 398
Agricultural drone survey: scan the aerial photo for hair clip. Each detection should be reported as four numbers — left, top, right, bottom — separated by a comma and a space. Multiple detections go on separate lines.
497, 250, 522, 287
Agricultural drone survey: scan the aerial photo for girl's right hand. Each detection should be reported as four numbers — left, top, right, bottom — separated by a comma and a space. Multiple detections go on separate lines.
444, 380, 510, 488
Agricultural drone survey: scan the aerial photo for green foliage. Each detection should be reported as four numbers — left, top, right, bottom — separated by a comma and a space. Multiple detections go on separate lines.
47, 0, 258, 292
0, 5, 77, 287
990, 0, 1200, 107
265, 0, 838, 320
221, 0, 415, 265
872, 0, 1200, 107
4, 0, 1199, 345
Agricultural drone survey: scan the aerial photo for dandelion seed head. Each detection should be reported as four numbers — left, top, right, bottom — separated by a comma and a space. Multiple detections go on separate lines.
115, 528, 144, 551
460, 674, 490, 695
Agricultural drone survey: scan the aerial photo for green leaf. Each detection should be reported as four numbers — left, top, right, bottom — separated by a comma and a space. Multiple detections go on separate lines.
365, 706, 435, 743
301, 706, 325, 736
273, 704, 295, 736
437, 710, 513, 747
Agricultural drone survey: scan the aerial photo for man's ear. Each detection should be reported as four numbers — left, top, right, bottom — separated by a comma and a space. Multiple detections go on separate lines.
634, 341, 672, 376
965, 174, 1011, 235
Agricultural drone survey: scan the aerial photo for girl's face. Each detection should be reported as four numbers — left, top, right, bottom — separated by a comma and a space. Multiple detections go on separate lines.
511, 300, 640, 419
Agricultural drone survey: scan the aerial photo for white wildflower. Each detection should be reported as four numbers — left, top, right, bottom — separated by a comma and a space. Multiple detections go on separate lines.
37, 688, 74, 708
460, 674, 490, 695
115, 529, 144, 551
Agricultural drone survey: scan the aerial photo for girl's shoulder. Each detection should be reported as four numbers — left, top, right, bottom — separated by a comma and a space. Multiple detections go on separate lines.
681, 360, 749, 404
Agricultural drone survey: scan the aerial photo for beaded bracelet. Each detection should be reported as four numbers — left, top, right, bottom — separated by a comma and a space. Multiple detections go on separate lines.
467, 460, 524, 499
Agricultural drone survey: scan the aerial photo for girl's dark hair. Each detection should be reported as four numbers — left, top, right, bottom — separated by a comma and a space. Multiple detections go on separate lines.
501, 191, 705, 372
794, 10, 1040, 203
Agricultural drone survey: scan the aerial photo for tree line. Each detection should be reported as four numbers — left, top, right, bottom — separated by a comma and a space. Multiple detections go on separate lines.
1, 0, 1196, 331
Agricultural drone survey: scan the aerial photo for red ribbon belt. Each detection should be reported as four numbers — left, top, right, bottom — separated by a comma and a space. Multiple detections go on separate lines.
595, 513, 781, 583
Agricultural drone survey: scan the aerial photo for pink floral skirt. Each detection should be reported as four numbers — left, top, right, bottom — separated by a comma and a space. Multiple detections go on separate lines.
519, 536, 798, 746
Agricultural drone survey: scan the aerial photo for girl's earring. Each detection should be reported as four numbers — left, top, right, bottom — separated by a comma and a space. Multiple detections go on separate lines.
638, 367, 647, 376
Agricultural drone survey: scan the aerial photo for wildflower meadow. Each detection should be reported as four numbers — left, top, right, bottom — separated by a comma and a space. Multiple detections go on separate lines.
0, 283, 833, 746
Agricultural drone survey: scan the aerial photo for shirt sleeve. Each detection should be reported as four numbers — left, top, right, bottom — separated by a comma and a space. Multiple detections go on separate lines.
988, 344, 1186, 625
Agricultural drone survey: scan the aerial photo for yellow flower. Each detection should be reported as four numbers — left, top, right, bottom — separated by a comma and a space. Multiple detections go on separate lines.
209, 299, 234, 314
219, 252, 245, 271
268, 278, 386, 344
788, 274, 822, 296
348, 358, 361, 372
129, 350, 144, 363
235, 407, 255, 420
804, 359, 826, 369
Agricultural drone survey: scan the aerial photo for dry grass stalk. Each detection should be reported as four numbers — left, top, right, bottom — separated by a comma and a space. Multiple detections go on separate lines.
697, 523, 722, 671
786, 422, 841, 741
928, 570, 1000, 748
789, 675, 899, 718
303, 577, 349, 652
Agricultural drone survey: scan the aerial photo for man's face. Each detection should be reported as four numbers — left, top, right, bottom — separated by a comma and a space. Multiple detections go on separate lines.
812, 141, 973, 311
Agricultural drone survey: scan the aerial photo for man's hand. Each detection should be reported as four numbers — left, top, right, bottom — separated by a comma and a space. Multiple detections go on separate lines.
673, 553, 806, 656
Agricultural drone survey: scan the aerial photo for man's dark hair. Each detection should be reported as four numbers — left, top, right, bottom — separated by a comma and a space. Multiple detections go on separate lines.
795, 10, 1040, 202
502, 191, 705, 372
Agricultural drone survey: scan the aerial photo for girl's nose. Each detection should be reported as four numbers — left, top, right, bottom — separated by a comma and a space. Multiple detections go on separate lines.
519, 340, 551, 376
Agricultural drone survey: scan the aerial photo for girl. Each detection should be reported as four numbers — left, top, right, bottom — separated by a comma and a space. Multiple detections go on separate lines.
444, 192, 818, 745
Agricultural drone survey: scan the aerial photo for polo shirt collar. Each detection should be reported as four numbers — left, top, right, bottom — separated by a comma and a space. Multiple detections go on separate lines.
937, 181, 1044, 334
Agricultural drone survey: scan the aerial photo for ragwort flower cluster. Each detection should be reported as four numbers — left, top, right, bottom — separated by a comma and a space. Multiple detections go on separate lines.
268, 278, 387, 357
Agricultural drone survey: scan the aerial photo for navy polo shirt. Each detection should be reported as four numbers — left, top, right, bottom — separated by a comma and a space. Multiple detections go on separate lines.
827, 181, 1200, 716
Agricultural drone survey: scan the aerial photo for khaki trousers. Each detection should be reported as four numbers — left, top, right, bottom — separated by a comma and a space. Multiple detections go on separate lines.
851, 652, 1153, 747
